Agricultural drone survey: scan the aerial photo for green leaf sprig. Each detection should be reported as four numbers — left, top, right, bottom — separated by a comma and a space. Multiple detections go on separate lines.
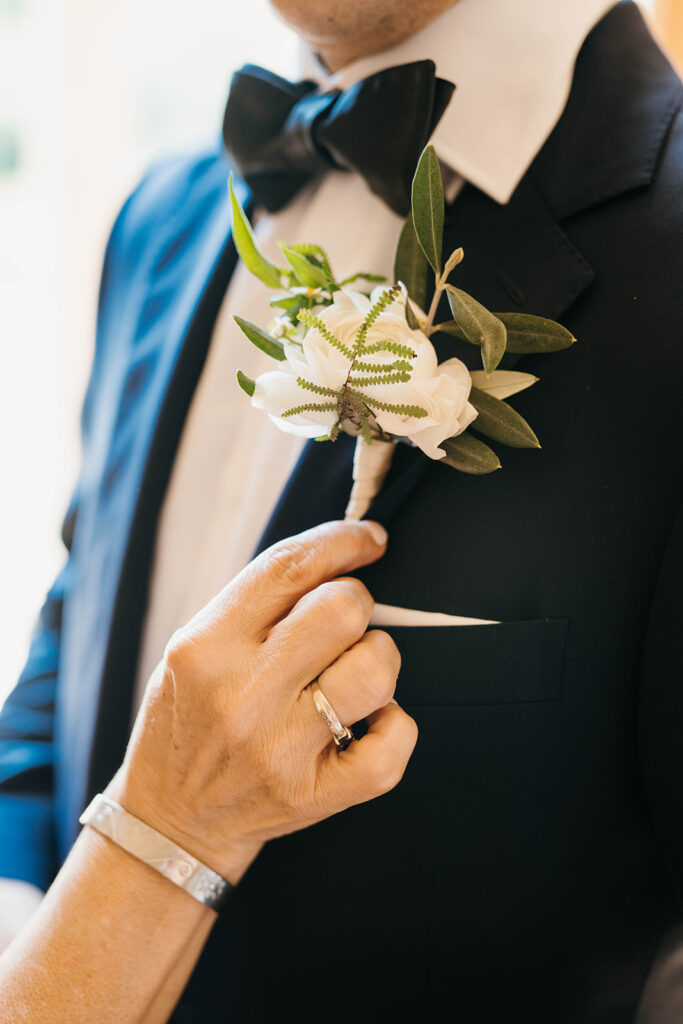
391, 144, 576, 472
229, 172, 388, 349
229, 145, 575, 476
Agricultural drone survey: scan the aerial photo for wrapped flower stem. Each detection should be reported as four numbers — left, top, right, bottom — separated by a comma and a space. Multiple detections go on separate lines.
344, 436, 396, 520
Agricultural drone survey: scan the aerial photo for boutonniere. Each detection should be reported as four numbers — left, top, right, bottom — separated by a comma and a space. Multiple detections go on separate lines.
229, 145, 575, 519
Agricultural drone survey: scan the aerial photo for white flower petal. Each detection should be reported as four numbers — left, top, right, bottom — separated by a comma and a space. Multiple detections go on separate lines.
253, 370, 337, 438
252, 369, 305, 413
301, 336, 348, 388
283, 342, 312, 377
460, 400, 479, 432
267, 413, 334, 438
437, 357, 473, 390
333, 288, 371, 314
409, 399, 478, 459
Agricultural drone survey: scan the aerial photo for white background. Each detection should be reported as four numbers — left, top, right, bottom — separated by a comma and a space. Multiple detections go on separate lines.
0, 0, 296, 704
0, 0, 662, 705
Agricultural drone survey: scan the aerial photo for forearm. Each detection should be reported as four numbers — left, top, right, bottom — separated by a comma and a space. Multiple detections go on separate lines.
142, 915, 216, 1024
0, 827, 216, 1024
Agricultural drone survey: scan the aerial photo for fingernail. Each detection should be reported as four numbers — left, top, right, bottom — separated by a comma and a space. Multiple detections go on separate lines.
364, 520, 388, 547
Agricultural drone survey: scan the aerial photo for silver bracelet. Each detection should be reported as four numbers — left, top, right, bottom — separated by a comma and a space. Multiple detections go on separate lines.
79, 794, 233, 911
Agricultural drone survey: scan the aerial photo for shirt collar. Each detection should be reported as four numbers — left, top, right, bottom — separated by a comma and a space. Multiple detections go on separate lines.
295, 0, 617, 205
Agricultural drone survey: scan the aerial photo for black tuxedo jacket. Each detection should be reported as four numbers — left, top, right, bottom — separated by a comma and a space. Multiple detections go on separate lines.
0, 4, 682, 1021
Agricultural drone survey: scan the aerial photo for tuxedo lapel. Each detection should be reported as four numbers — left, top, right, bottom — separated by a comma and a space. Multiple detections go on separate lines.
531, 1, 683, 221
57, 167, 244, 846
432, 174, 595, 373
253, 434, 355, 553
253, 432, 429, 554
433, 1, 681, 372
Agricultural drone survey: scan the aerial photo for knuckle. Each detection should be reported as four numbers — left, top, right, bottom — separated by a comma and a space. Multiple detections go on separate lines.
402, 713, 419, 750
409, 710, 419, 737
355, 652, 395, 707
162, 629, 192, 676
328, 579, 372, 635
354, 632, 400, 704
263, 540, 320, 589
367, 630, 401, 676
368, 750, 404, 795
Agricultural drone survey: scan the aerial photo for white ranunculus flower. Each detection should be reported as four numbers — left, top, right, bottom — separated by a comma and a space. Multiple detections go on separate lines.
252, 283, 478, 458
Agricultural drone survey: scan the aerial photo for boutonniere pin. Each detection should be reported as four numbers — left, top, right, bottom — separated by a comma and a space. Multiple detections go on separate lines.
229, 145, 575, 519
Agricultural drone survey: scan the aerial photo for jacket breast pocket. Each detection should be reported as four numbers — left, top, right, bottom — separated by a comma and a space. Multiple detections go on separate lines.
384, 618, 569, 707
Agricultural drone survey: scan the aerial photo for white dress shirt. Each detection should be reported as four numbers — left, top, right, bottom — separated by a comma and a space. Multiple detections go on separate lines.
133, 0, 616, 709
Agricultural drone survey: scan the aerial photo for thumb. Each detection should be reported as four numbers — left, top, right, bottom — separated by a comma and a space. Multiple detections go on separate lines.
233, 519, 388, 634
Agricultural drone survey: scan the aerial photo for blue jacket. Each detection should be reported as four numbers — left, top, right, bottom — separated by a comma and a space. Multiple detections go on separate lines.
1, 4, 682, 1020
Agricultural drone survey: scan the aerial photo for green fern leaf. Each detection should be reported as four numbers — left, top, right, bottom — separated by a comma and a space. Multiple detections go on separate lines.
362, 340, 417, 359
359, 411, 373, 445
351, 392, 428, 418
353, 358, 413, 374
339, 271, 387, 286
281, 401, 338, 418
297, 310, 354, 359
295, 377, 340, 398
348, 372, 411, 387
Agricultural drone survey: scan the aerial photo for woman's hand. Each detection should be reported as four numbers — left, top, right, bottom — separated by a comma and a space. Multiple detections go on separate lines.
113, 519, 417, 884
0, 521, 415, 1024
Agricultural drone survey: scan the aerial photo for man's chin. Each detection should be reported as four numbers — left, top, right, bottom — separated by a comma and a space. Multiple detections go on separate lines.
266, 0, 458, 56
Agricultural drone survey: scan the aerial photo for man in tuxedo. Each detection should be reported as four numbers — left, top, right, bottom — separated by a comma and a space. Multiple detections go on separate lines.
1, 0, 682, 1019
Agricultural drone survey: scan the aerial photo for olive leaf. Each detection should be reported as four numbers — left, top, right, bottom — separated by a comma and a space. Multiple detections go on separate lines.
287, 243, 334, 281
405, 300, 422, 331
469, 387, 540, 448
440, 432, 501, 474
444, 246, 464, 276
493, 313, 575, 353
445, 285, 507, 375
232, 316, 286, 361
434, 320, 465, 337
279, 245, 330, 289
229, 174, 283, 290
411, 144, 444, 275
236, 369, 256, 396
269, 294, 306, 311
394, 213, 429, 312
469, 370, 538, 400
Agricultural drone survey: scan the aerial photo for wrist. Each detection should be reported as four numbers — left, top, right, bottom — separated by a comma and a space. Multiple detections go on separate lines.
79, 825, 210, 921
105, 768, 263, 886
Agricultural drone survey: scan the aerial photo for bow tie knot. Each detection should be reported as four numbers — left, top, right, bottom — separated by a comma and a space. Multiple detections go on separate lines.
222, 60, 455, 217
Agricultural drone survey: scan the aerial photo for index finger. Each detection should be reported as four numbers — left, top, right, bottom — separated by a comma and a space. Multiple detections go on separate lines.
231, 519, 388, 635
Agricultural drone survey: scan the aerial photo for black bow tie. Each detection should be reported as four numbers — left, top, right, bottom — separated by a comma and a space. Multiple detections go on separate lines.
222, 60, 455, 217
